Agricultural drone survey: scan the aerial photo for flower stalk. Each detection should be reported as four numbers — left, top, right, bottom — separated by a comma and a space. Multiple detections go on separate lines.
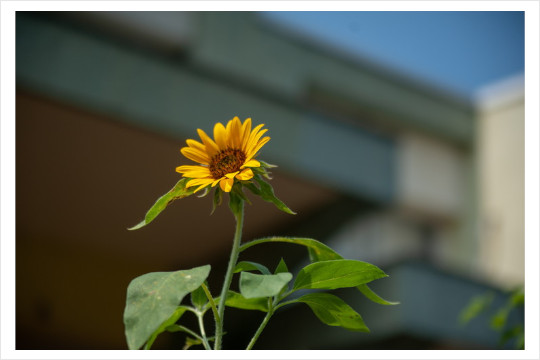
214, 198, 244, 350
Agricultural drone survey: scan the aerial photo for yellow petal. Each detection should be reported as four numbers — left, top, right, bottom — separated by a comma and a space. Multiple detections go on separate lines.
181, 170, 212, 179
230, 116, 242, 148
213, 122, 227, 149
240, 118, 252, 146
197, 128, 220, 157
243, 123, 265, 152
212, 178, 223, 187
220, 177, 235, 192
186, 139, 206, 153
241, 159, 260, 168
176, 164, 206, 173
246, 129, 268, 158
193, 182, 211, 193
225, 119, 233, 143
247, 136, 270, 160
176, 166, 211, 179
235, 168, 254, 181
225, 171, 239, 179
181, 147, 210, 165
186, 178, 214, 191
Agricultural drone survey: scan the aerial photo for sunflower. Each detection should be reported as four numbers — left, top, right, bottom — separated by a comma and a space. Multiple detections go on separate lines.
176, 117, 270, 193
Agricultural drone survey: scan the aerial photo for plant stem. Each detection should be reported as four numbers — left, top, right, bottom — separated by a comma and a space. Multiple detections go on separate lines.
201, 283, 220, 324
214, 200, 244, 350
246, 300, 274, 350
196, 311, 211, 350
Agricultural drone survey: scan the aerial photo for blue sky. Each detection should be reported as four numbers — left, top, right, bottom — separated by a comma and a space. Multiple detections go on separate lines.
261, 11, 524, 99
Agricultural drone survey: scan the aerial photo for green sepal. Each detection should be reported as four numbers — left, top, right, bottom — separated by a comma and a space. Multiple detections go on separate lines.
253, 161, 276, 179
123, 265, 211, 350
228, 189, 244, 217
293, 259, 387, 291
295, 292, 370, 332
239, 272, 293, 299
211, 187, 223, 214
259, 160, 277, 169
128, 178, 195, 230
143, 306, 188, 349
232, 183, 252, 205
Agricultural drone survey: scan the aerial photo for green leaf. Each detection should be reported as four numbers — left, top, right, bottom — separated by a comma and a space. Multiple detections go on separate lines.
307, 245, 342, 262
357, 284, 400, 305
274, 258, 289, 274
224, 290, 269, 312
246, 176, 296, 214
295, 292, 370, 332
123, 265, 211, 350
128, 178, 195, 230
183, 336, 202, 350
240, 272, 293, 299
459, 292, 494, 325
190, 283, 208, 310
239, 237, 341, 261
239, 237, 398, 304
499, 325, 524, 349
510, 287, 524, 306
234, 261, 271, 275
144, 306, 187, 350
293, 260, 387, 291
491, 306, 511, 330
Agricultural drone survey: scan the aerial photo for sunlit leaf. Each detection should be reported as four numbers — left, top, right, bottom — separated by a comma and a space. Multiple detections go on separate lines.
293, 260, 387, 291
295, 292, 369, 332
240, 272, 293, 299
128, 178, 195, 230
124, 265, 210, 350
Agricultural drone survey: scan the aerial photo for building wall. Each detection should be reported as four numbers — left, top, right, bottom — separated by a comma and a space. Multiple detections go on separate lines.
476, 74, 525, 288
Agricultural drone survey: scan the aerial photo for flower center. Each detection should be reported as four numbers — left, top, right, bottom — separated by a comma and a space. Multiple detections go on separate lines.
209, 148, 246, 179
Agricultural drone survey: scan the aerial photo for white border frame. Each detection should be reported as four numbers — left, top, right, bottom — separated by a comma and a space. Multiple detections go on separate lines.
2, 2, 538, 359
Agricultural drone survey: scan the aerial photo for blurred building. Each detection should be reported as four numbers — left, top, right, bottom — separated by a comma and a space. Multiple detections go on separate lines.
15, 11, 524, 350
